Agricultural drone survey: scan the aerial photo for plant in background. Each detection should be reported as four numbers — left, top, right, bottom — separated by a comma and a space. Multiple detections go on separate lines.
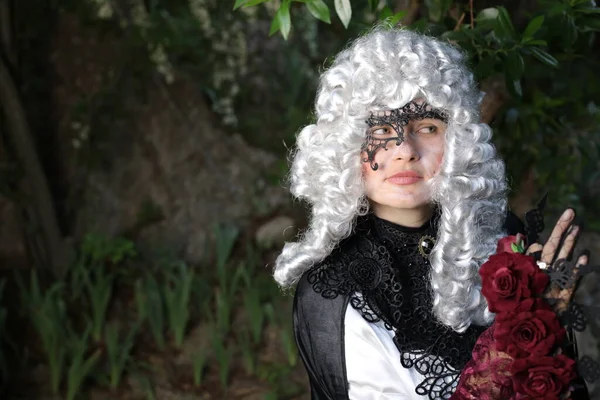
243, 282, 265, 345
214, 224, 239, 288
80, 233, 137, 266
71, 233, 137, 341
236, 0, 600, 222
84, 265, 114, 342
134, 278, 148, 327
139, 275, 166, 349
163, 261, 195, 347
279, 326, 297, 367
214, 287, 233, 337
16, 272, 69, 394
104, 322, 138, 389
132, 372, 157, 400
212, 333, 234, 389
191, 348, 209, 387
212, 224, 244, 336
236, 327, 256, 374
65, 323, 102, 400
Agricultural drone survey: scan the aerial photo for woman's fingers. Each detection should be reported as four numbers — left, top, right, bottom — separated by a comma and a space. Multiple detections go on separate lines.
550, 253, 587, 314
526, 243, 543, 256
556, 225, 579, 261
541, 209, 576, 264
576, 253, 588, 268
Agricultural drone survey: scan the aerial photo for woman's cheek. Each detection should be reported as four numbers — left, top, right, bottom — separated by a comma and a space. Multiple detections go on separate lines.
422, 149, 444, 177
432, 151, 444, 175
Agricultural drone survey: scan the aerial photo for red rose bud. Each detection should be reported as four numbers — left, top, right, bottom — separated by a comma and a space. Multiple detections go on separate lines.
480, 253, 549, 313
511, 355, 577, 400
496, 233, 526, 254
494, 298, 566, 358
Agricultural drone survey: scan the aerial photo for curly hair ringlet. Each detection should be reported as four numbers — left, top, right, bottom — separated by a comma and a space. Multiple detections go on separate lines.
273, 24, 508, 333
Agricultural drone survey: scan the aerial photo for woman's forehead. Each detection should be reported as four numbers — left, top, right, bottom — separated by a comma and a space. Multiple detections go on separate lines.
366, 100, 449, 125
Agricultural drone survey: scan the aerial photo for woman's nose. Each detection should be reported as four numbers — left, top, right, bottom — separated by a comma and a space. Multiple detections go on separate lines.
391, 136, 419, 161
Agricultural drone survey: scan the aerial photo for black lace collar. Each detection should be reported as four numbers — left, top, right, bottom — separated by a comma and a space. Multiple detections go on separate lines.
306, 212, 486, 399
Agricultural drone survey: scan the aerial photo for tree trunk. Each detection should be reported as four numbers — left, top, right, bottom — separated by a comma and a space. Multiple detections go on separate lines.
0, 54, 68, 277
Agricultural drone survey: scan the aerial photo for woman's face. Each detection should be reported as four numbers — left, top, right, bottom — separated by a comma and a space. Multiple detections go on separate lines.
361, 110, 447, 213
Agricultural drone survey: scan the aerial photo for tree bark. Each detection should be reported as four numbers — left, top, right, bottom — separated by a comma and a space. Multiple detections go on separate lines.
0, 54, 68, 277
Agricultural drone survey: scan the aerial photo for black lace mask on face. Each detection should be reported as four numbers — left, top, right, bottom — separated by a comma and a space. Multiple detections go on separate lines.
361, 101, 449, 171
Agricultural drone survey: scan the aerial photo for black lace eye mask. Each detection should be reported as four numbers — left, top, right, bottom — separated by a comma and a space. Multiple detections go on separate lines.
361, 101, 449, 171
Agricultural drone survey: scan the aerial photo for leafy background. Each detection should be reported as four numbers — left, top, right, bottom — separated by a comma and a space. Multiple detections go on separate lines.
0, 0, 598, 399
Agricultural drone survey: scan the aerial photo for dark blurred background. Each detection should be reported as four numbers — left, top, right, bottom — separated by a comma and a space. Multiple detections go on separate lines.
0, 0, 598, 399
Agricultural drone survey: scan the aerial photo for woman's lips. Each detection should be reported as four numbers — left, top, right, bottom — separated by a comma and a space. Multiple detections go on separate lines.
386, 171, 422, 185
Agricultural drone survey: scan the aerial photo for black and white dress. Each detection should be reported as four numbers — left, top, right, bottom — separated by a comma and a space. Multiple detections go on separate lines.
293, 212, 525, 399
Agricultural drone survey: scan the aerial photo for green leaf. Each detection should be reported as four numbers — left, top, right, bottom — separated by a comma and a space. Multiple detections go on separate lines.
334, 0, 352, 28
522, 15, 544, 39
388, 10, 408, 25
581, 16, 600, 31
425, 0, 452, 22
279, 0, 292, 39
523, 39, 547, 46
475, 7, 499, 30
380, 5, 393, 20
233, 0, 248, 10
269, 0, 292, 39
529, 47, 559, 68
546, 3, 568, 17
497, 6, 516, 38
368, 0, 380, 12
505, 76, 522, 97
474, 54, 496, 79
306, 0, 331, 23
269, 15, 281, 36
563, 15, 578, 46
241, 0, 270, 8
505, 50, 524, 79
476, 7, 499, 22
577, 7, 600, 14
441, 30, 469, 42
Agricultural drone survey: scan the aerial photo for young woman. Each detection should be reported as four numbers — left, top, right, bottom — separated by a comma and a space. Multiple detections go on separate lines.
273, 26, 591, 399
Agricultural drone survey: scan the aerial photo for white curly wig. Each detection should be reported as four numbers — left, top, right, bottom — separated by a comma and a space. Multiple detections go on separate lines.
273, 25, 508, 332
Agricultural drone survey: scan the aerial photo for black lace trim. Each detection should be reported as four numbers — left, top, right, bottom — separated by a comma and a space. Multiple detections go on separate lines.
307, 214, 486, 400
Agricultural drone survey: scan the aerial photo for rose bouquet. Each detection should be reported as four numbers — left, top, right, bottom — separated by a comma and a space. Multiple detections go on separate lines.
451, 235, 585, 400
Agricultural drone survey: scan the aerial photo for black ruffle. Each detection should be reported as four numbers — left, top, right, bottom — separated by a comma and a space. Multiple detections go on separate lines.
306, 213, 486, 399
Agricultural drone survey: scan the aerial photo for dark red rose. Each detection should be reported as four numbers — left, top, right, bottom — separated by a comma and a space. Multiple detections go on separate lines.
494, 298, 566, 358
511, 355, 576, 400
480, 252, 549, 313
496, 233, 526, 254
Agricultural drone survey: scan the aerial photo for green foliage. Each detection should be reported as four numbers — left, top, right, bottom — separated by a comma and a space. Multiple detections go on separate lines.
269, 0, 292, 39
11, 227, 298, 397
191, 348, 209, 387
17, 273, 68, 394
65, 324, 101, 400
57, 0, 598, 222
212, 334, 234, 388
237, 0, 600, 222
104, 322, 138, 389
163, 262, 195, 347
136, 275, 167, 349
84, 265, 114, 342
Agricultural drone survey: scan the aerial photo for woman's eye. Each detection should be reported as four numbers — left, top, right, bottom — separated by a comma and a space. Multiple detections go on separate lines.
416, 126, 437, 135
372, 127, 392, 135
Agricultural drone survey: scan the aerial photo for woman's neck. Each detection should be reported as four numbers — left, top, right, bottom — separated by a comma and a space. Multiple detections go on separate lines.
371, 203, 433, 228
